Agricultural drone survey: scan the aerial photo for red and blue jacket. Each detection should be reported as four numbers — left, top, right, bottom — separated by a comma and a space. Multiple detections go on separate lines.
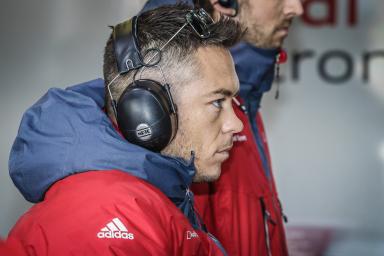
7, 79, 226, 255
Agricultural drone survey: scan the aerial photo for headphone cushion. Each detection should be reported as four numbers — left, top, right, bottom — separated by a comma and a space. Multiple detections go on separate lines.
117, 80, 175, 152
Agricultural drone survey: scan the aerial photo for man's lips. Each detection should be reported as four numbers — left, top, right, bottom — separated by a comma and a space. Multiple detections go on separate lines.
276, 26, 289, 38
277, 20, 292, 33
217, 144, 233, 153
215, 144, 233, 161
277, 25, 290, 33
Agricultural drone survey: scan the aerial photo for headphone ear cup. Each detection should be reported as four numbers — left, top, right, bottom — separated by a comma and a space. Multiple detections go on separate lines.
116, 79, 177, 152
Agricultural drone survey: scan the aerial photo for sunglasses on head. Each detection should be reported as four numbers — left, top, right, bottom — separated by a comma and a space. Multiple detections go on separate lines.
186, 8, 214, 39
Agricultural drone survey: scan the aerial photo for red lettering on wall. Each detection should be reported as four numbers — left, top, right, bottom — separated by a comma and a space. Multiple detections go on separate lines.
348, 0, 357, 26
301, 0, 358, 27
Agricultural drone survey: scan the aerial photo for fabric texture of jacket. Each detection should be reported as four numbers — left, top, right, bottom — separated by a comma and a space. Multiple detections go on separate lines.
8, 79, 225, 255
0, 237, 26, 256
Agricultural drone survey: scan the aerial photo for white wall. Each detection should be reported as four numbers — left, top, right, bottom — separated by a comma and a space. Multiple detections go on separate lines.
0, 0, 146, 237
263, 0, 384, 235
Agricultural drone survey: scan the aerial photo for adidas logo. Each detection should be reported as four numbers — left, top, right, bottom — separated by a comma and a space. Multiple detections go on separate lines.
97, 218, 134, 240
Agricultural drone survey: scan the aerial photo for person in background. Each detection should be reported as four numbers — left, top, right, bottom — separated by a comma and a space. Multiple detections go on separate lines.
6, 5, 244, 255
141, 0, 304, 255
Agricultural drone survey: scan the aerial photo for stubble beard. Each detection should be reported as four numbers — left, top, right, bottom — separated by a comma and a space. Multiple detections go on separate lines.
162, 127, 194, 164
193, 166, 221, 183
244, 24, 280, 49
238, 0, 286, 49
162, 125, 220, 183
241, 14, 285, 49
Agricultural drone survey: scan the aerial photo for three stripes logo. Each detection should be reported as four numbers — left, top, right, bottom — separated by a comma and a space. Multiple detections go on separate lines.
97, 218, 134, 240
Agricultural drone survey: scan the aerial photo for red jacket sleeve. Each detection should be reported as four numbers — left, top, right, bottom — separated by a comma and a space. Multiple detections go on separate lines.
0, 237, 27, 256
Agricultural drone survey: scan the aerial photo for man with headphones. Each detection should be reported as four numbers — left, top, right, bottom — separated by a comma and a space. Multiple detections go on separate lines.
6, 5, 244, 255
142, 0, 304, 255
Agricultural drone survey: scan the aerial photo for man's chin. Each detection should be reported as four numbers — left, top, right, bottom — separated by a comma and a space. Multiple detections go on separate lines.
192, 169, 221, 183
272, 31, 289, 48
247, 38, 284, 50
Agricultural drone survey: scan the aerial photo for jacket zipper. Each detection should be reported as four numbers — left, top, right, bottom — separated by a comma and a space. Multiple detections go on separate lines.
187, 188, 228, 256
235, 97, 288, 254
260, 197, 276, 256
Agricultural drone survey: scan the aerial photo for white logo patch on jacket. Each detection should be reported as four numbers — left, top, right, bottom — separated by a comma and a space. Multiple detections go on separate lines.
233, 134, 247, 142
97, 218, 134, 240
186, 230, 199, 240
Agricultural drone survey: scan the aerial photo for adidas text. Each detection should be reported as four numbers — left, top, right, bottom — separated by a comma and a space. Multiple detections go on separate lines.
97, 231, 134, 240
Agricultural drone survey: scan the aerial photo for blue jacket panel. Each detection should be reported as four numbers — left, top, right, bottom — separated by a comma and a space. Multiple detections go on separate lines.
231, 42, 278, 178
9, 79, 199, 225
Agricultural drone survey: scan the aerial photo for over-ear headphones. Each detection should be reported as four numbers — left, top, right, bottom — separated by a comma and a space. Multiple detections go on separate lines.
117, 79, 177, 152
110, 16, 178, 152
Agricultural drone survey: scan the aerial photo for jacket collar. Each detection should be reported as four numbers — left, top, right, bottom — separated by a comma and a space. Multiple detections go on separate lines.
231, 42, 279, 110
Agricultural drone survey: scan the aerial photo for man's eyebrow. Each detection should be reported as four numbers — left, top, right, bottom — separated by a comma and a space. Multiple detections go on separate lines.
208, 88, 239, 97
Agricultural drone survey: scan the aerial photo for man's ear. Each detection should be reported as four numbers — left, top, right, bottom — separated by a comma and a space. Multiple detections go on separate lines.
209, 0, 237, 18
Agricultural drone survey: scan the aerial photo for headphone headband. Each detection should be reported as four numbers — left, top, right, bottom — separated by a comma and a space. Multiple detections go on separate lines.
113, 16, 144, 73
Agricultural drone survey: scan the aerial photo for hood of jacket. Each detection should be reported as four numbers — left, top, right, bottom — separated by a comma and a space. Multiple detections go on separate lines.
231, 42, 278, 111
9, 79, 196, 214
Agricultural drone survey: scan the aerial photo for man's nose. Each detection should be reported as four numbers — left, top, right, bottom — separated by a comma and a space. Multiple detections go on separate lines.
284, 0, 304, 18
222, 106, 244, 134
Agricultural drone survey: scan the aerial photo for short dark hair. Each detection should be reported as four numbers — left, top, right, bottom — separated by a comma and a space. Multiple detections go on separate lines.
103, 4, 243, 116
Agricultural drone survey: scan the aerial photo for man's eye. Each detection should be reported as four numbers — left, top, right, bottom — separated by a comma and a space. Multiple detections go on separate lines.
212, 99, 224, 109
